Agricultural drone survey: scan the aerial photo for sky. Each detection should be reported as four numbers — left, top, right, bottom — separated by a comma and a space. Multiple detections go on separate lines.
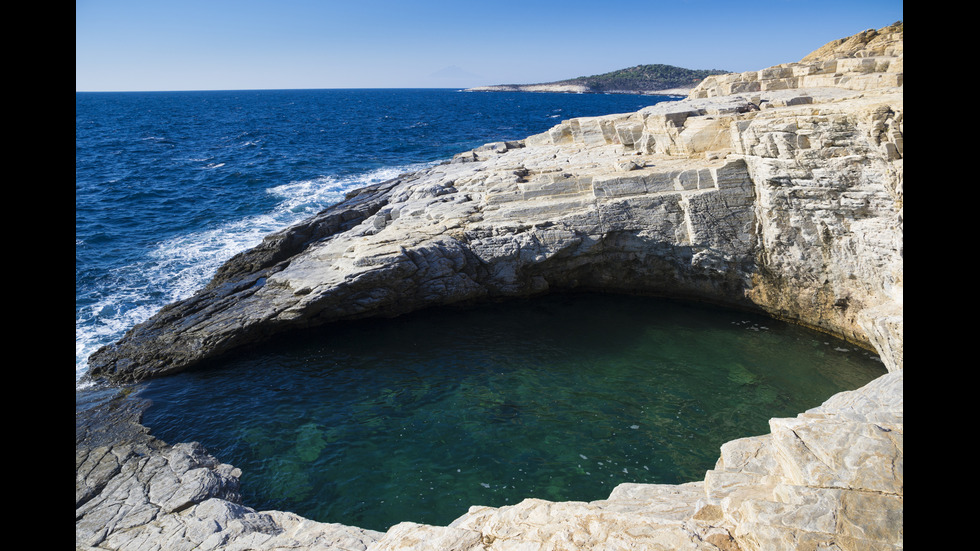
76, 0, 903, 92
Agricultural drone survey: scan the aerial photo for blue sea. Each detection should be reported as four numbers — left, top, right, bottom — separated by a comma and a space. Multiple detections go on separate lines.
76, 88, 678, 386
76, 89, 886, 531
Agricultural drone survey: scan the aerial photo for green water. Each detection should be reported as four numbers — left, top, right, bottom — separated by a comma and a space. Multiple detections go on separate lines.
139, 293, 886, 532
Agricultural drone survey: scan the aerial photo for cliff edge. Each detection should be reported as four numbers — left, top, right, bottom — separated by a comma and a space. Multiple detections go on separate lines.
78, 22, 903, 551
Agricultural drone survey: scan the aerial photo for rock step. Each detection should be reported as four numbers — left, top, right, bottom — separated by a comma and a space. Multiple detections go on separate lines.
370, 482, 737, 551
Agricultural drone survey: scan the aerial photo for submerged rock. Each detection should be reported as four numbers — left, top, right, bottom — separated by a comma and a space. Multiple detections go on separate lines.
78, 22, 903, 551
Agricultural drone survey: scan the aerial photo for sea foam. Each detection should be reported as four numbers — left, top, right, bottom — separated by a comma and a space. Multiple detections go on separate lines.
75, 162, 434, 387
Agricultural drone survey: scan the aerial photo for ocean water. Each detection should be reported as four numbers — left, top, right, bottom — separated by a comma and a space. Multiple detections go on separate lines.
138, 294, 885, 531
76, 89, 887, 532
76, 89, 678, 386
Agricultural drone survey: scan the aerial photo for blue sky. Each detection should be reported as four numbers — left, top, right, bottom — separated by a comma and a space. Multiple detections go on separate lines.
76, 0, 903, 91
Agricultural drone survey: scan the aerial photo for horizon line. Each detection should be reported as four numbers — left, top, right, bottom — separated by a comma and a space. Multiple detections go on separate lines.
76, 86, 476, 93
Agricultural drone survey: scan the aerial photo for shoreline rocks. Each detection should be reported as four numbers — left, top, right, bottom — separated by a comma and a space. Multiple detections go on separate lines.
463, 83, 693, 97
77, 23, 903, 550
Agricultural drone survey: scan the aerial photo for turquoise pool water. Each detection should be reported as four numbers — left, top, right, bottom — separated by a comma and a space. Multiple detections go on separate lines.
139, 293, 886, 532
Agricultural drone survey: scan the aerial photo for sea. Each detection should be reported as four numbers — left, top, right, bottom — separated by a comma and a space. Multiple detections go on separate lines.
75, 89, 887, 532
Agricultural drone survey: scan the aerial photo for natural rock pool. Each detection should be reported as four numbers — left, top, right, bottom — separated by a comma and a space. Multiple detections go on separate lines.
138, 293, 886, 532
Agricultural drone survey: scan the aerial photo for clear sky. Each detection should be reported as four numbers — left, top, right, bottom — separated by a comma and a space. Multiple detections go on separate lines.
76, 0, 903, 92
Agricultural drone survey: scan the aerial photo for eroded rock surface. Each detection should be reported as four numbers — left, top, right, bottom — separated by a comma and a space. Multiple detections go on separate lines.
78, 23, 903, 551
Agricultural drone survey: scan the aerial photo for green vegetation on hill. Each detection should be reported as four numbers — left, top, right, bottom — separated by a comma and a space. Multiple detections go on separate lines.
559, 64, 730, 92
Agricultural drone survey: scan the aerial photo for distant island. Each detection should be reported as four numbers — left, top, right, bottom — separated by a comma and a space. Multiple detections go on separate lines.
465, 64, 731, 96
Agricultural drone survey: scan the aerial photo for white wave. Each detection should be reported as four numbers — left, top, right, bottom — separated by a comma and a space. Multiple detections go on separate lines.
76, 162, 436, 387
266, 162, 434, 217
76, 300, 160, 386
266, 176, 350, 217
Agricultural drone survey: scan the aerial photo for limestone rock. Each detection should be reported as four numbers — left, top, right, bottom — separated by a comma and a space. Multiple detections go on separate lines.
75, 441, 245, 548
800, 22, 904, 63
690, 22, 904, 100
465, 83, 593, 94
706, 370, 903, 551
75, 426, 384, 551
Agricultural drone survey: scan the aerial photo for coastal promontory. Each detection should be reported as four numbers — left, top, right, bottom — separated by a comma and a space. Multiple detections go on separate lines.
78, 22, 903, 551
464, 63, 730, 96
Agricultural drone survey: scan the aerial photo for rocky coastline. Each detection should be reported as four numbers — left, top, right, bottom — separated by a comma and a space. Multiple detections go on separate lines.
77, 22, 903, 550
463, 83, 693, 97
463, 63, 729, 97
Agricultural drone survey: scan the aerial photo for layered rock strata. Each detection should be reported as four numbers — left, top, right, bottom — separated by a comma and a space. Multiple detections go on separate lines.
78, 23, 903, 551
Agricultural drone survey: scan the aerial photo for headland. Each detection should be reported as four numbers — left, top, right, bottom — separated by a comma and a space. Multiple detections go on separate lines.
464, 64, 730, 97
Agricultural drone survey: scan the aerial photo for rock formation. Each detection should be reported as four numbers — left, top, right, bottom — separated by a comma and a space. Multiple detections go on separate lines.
466, 83, 594, 94
77, 22, 903, 550
464, 83, 694, 96
464, 64, 730, 96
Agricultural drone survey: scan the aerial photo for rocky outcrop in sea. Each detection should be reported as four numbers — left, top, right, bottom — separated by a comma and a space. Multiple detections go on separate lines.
464, 83, 693, 97
77, 22, 903, 550
463, 64, 730, 96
